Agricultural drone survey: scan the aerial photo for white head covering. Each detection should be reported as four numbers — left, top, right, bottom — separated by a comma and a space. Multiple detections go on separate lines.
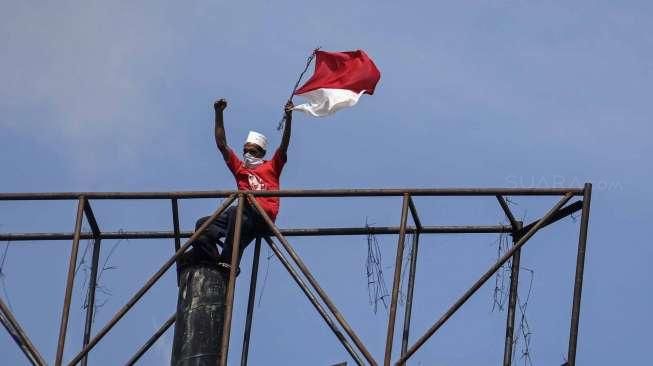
246, 131, 268, 151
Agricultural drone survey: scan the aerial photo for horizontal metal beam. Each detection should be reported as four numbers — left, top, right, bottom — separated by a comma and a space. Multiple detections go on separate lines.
0, 225, 514, 242
0, 187, 584, 201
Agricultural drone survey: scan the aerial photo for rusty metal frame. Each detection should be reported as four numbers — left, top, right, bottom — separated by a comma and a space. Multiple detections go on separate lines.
400, 196, 422, 358
384, 194, 411, 366
0, 186, 590, 366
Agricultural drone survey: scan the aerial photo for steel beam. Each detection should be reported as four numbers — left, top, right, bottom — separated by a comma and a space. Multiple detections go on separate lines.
407, 196, 422, 231
518, 200, 583, 236
384, 194, 410, 366
400, 231, 420, 359
0, 187, 585, 201
401, 196, 423, 357
81, 199, 101, 366
496, 196, 519, 231
56, 196, 86, 366
82, 198, 100, 235
496, 195, 522, 365
219, 194, 245, 366
502, 228, 522, 366
396, 193, 573, 365
567, 183, 592, 365
241, 237, 262, 366
171, 198, 182, 284
0, 225, 514, 242
81, 237, 101, 366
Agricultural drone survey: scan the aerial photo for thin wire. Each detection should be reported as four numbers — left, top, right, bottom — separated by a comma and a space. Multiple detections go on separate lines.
492, 230, 511, 312
74, 230, 92, 277
277, 46, 321, 130
97, 235, 124, 283
257, 245, 275, 308
514, 266, 535, 366
365, 218, 390, 314
82, 235, 125, 325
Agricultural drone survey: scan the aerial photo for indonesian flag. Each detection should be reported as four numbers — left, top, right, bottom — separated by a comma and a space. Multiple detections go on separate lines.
293, 50, 381, 117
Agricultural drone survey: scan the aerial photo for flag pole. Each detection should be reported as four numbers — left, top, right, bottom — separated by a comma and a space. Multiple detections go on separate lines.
277, 46, 321, 130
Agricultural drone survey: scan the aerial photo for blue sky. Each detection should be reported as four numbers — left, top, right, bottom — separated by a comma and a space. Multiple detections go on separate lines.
1, 1, 652, 365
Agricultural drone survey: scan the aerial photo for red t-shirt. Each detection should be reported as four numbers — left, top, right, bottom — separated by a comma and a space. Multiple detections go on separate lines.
225, 148, 286, 221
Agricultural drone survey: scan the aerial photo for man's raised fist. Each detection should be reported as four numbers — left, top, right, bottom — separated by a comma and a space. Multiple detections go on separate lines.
214, 98, 227, 111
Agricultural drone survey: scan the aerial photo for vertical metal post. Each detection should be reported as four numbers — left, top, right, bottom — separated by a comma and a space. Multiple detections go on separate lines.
219, 194, 245, 366
497, 195, 522, 366
171, 198, 182, 284
56, 196, 86, 366
400, 197, 422, 359
400, 231, 419, 358
567, 183, 592, 365
502, 234, 521, 366
81, 199, 101, 366
384, 194, 410, 366
0, 296, 46, 365
81, 238, 101, 366
241, 237, 262, 366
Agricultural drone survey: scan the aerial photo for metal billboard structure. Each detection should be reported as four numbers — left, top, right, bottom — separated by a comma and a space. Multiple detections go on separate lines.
0, 184, 591, 366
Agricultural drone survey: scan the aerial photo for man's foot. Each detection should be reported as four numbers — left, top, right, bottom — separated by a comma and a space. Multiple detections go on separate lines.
217, 261, 241, 277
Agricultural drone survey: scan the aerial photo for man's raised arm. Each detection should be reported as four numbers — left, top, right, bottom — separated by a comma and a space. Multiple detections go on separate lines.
214, 98, 230, 161
279, 101, 293, 156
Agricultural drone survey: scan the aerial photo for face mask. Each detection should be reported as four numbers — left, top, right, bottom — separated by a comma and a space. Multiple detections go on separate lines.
243, 152, 264, 168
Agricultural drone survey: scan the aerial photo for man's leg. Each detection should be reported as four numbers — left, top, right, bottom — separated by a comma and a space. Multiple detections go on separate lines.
190, 207, 235, 262
217, 207, 258, 268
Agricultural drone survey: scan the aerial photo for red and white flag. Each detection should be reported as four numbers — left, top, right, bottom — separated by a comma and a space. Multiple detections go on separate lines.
293, 50, 381, 117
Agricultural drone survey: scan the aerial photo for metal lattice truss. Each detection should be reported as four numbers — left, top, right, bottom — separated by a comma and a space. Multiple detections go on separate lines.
0, 185, 592, 366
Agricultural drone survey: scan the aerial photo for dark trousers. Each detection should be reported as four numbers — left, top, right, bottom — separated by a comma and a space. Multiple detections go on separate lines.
185, 205, 262, 268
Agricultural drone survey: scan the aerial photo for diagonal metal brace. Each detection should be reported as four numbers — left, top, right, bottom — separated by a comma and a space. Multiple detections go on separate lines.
0, 296, 46, 366
248, 194, 377, 366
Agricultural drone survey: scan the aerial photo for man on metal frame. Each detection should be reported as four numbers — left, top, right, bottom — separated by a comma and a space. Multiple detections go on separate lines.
183, 98, 293, 274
